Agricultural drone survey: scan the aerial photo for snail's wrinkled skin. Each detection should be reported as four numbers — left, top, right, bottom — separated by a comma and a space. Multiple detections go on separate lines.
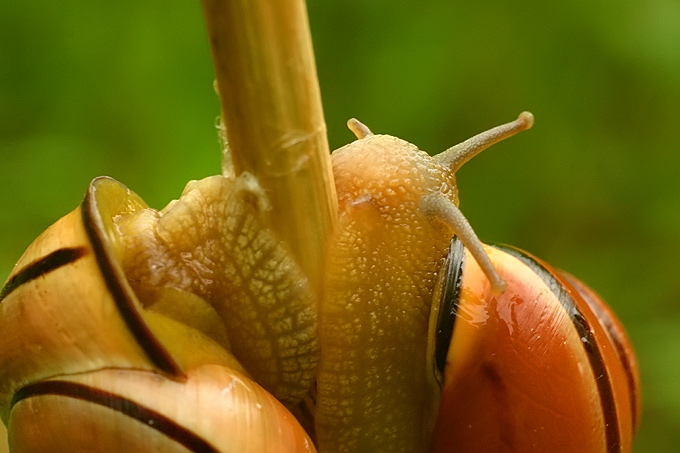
115, 174, 319, 407
316, 134, 457, 451
0, 175, 317, 453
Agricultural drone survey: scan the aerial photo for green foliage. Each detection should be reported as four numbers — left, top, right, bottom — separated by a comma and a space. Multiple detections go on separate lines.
1, 0, 679, 450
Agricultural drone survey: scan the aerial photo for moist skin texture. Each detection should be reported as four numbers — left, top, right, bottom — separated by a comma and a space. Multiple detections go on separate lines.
316, 135, 457, 452
116, 174, 318, 406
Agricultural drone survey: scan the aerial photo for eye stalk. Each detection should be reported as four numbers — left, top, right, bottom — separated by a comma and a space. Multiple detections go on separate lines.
428, 111, 534, 294
436, 111, 534, 172
347, 118, 374, 139
422, 192, 508, 294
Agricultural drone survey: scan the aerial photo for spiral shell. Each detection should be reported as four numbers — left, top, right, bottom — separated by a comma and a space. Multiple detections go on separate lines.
428, 238, 640, 452
0, 176, 316, 452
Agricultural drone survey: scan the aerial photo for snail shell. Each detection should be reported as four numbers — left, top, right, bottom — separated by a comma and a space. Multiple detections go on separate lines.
0, 176, 316, 452
428, 238, 640, 452
9, 365, 313, 453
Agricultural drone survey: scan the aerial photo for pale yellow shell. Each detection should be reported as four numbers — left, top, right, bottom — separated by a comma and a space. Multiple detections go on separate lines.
0, 175, 316, 452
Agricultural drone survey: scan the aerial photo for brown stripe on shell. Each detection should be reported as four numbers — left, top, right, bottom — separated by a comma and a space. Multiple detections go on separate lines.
432, 236, 466, 382
0, 247, 88, 303
496, 245, 622, 453
561, 272, 640, 434
11, 380, 219, 453
82, 179, 183, 378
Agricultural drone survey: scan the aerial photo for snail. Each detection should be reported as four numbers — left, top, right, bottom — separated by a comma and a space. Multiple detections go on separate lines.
315, 113, 529, 450
0, 174, 317, 452
314, 112, 639, 453
0, 113, 639, 452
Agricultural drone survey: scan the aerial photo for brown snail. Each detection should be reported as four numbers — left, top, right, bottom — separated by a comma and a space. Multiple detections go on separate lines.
427, 239, 640, 452
0, 113, 639, 452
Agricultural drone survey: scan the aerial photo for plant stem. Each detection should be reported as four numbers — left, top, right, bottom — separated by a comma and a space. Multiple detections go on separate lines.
201, 0, 337, 290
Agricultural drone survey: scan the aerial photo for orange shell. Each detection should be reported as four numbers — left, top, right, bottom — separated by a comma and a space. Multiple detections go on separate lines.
431, 241, 639, 453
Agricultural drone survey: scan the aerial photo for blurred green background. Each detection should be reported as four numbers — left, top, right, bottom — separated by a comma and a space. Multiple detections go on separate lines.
1, 0, 679, 450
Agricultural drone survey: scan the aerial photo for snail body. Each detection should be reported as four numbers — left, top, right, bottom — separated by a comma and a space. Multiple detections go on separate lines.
0, 114, 639, 452
315, 114, 536, 451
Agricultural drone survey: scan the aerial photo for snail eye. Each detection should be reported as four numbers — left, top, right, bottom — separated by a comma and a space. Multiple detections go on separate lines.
428, 236, 466, 386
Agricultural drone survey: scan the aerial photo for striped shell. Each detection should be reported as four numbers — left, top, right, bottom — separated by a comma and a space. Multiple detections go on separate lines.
0, 176, 316, 452
429, 238, 640, 452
